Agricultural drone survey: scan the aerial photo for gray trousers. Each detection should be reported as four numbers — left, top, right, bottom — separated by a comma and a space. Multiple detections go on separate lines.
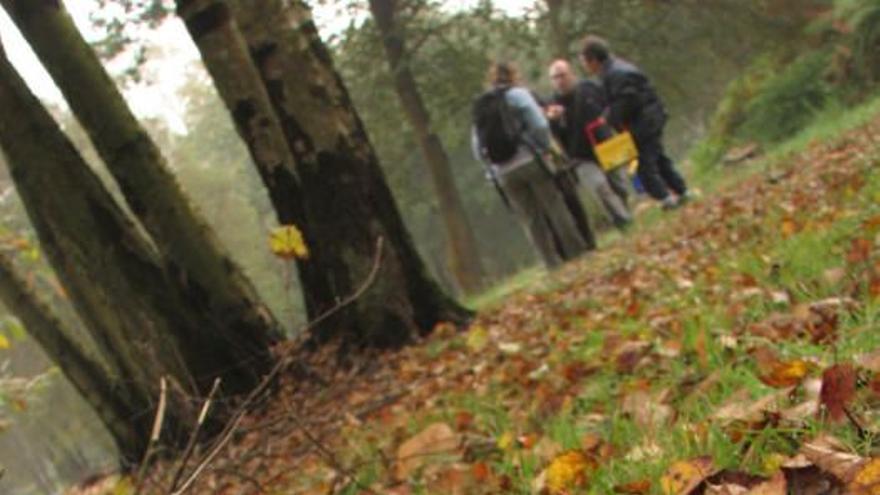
499, 161, 586, 268
574, 161, 632, 226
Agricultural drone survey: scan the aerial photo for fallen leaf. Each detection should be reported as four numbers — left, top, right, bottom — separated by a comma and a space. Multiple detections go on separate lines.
801, 435, 864, 483
746, 471, 787, 494
661, 456, 716, 495
849, 458, 880, 495
819, 364, 856, 422
454, 411, 474, 431
615, 479, 652, 494
753, 347, 810, 388
466, 326, 489, 352
544, 451, 595, 494
781, 218, 798, 237
823, 267, 847, 286
848, 238, 873, 264
395, 423, 461, 480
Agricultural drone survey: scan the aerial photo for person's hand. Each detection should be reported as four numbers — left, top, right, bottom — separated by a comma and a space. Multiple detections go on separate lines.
545, 104, 565, 121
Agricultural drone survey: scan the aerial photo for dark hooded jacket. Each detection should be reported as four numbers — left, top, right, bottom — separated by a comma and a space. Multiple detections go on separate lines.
549, 79, 614, 162
600, 57, 667, 141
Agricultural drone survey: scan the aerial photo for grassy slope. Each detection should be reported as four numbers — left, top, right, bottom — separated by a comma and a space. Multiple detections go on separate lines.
118, 98, 880, 495
331, 99, 880, 494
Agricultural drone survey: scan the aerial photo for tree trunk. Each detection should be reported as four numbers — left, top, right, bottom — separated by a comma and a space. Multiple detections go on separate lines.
546, 0, 570, 58
0, 252, 146, 459
0, 0, 281, 376
177, 0, 472, 347
368, 0, 484, 295
0, 44, 260, 458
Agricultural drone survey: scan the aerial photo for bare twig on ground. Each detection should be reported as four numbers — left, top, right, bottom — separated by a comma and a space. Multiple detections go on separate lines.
136, 376, 168, 494
168, 377, 222, 492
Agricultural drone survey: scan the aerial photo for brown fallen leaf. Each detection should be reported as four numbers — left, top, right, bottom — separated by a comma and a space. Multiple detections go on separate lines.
712, 387, 791, 424
801, 435, 864, 483
622, 389, 675, 429
753, 347, 811, 388
746, 471, 787, 494
847, 238, 873, 264
395, 422, 462, 480
819, 364, 857, 422
615, 479, 651, 494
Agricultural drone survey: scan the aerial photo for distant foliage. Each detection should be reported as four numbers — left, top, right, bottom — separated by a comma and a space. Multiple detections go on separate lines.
836, 0, 880, 83
740, 51, 832, 144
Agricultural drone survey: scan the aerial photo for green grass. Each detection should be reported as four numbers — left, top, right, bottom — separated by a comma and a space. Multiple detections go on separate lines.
330, 96, 880, 494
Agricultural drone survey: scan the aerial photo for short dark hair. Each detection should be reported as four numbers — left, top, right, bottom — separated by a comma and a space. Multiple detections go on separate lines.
580, 35, 611, 63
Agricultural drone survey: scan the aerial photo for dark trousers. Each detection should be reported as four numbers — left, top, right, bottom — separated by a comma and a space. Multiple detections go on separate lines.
636, 133, 688, 201
555, 171, 597, 254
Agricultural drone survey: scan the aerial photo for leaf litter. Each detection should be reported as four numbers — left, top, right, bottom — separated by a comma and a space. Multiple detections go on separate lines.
81, 112, 880, 495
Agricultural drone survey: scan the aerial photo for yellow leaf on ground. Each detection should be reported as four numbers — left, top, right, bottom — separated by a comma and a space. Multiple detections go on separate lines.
850, 458, 880, 495
466, 325, 489, 352
661, 457, 715, 495
268, 225, 309, 260
496, 431, 515, 451
0, 333, 10, 350
545, 451, 594, 493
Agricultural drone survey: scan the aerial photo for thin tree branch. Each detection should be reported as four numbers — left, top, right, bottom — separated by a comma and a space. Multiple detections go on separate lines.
168, 377, 222, 492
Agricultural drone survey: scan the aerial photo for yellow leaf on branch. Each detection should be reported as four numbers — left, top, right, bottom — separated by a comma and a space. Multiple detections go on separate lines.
269, 225, 309, 260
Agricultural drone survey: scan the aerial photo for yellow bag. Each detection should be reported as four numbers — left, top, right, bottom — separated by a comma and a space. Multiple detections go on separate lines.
586, 118, 639, 171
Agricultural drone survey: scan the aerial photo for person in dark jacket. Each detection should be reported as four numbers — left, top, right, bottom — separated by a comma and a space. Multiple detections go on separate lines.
546, 59, 631, 228
579, 35, 691, 210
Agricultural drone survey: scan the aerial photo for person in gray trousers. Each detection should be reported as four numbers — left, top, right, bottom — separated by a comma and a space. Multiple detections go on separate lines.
472, 62, 588, 269
545, 59, 632, 229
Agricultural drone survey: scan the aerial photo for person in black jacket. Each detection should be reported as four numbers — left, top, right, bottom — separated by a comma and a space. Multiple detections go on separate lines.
579, 35, 691, 210
546, 59, 631, 228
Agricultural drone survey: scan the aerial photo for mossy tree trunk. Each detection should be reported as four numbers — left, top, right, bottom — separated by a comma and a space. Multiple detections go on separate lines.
0, 0, 280, 381
177, 0, 472, 347
0, 253, 146, 459
0, 41, 266, 460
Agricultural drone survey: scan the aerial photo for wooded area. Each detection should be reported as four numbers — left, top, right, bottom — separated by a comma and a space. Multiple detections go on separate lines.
1, 0, 879, 493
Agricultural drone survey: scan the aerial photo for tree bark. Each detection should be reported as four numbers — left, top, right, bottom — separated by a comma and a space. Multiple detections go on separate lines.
0, 43, 266, 458
0, 0, 281, 376
0, 252, 146, 459
177, 0, 472, 347
368, 0, 484, 295
545, 0, 570, 58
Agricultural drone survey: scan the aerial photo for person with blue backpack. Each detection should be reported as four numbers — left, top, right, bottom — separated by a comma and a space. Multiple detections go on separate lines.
471, 62, 588, 269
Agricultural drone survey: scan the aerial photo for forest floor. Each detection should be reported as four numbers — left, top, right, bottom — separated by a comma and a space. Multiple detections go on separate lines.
78, 106, 880, 494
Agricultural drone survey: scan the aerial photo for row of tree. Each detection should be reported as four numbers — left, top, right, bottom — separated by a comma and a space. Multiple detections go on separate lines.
0, 0, 469, 463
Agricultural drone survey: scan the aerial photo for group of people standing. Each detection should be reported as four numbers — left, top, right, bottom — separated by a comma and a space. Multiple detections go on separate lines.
472, 35, 692, 269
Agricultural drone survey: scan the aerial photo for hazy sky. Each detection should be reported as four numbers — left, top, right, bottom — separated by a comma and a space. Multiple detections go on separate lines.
0, 0, 532, 132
